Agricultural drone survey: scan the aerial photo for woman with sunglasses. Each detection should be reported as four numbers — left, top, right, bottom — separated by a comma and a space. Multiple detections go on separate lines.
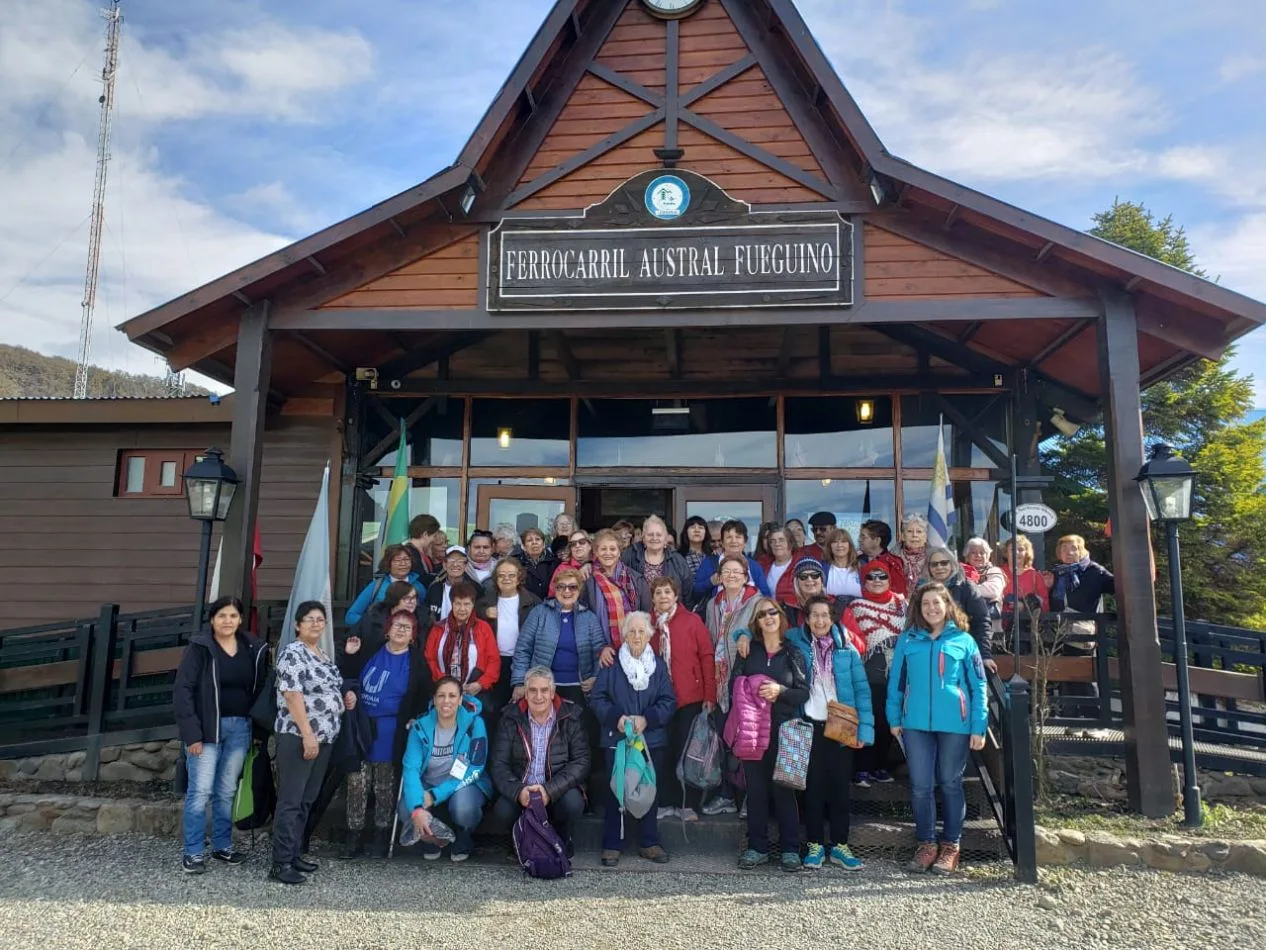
887, 583, 987, 874
549, 531, 594, 597
732, 596, 810, 873
840, 565, 907, 787
921, 547, 995, 672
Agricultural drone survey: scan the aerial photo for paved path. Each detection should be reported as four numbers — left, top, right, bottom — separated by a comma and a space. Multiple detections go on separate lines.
1, 832, 1263, 950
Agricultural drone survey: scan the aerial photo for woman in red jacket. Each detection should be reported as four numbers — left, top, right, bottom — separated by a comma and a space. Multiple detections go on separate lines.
424, 581, 500, 711
650, 575, 717, 822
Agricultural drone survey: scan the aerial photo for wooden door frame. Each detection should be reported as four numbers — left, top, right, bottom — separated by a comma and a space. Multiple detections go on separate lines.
475, 484, 576, 532
674, 485, 777, 533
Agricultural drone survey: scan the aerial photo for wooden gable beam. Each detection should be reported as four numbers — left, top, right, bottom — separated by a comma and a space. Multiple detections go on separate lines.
550, 331, 581, 380
378, 331, 492, 385
585, 62, 664, 107
166, 314, 242, 372
286, 331, 351, 376
365, 397, 440, 466
267, 223, 480, 322
678, 108, 837, 199
680, 54, 758, 107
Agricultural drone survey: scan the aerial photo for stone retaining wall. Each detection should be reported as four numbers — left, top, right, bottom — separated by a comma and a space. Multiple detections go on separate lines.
0, 792, 180, 837
0, 741, 181, 784
1036, 824, 1266, 875
1045, 755, 1266, 804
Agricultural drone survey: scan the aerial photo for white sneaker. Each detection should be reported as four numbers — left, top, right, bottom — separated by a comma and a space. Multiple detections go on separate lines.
657, 806, 678, 820
678, 807, 699, 823
739, 801, 748, 819
702, 797, 737, 816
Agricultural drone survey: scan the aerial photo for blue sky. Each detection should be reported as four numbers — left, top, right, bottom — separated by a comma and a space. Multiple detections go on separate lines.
2, 0, 1263, 405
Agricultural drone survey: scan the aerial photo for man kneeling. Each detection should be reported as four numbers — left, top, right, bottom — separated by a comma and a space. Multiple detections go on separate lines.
491, 666, 590, 857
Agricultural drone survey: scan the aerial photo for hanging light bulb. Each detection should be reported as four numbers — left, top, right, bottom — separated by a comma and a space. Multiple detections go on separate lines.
497, 428, 512, 449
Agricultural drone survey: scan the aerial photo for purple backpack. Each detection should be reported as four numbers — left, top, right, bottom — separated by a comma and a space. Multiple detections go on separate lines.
512, 792, 572, 879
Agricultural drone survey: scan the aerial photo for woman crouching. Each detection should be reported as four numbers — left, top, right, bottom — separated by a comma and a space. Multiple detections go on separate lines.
887, 583, 987, 874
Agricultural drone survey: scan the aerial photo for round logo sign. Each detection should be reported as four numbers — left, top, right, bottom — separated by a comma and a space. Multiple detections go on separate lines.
1014, 503, 1059, 534
645, 175, 690, 220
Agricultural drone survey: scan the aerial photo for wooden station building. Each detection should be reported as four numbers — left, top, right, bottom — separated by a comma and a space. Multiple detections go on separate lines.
5, 0, 1265, 815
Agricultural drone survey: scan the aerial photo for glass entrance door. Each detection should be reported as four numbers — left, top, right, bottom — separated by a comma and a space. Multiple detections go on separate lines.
476, 485, 575, 541
675, 486, 776, 551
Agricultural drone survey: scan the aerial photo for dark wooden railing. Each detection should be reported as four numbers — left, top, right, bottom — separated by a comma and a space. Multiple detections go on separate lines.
974, 671, 1037, 883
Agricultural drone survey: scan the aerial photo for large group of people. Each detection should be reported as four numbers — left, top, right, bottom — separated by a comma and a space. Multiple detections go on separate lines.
174, 509, 1113, 882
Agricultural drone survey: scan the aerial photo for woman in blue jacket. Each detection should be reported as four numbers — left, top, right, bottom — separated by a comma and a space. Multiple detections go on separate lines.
589, 611, 677, 868
345, 544, 426, 626
787, 594, 872, 872
887, 583, 987, 875
398, 677, 492, 861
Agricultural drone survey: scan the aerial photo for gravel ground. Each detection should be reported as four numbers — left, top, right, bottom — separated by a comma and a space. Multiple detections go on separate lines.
1, 832, 1264, 950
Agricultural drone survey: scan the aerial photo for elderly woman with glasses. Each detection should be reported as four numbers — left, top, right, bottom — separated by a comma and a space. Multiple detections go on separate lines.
345, 544, 426, 627
338, 610, 432, 858
271, 601, 357, 885
476, 558, 542, 725
590, 611, 677, 867
733, 596, 810, 873
962, 537, 1006, 616
921, 548, 995, 673
840, 564, 907, 787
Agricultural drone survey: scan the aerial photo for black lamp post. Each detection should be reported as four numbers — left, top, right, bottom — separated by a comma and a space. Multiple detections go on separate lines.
1134, 443, 1200, 826
183, 448, 239, 626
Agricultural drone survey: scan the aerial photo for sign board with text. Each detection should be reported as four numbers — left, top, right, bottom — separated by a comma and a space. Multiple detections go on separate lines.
487, 169, 854, 312
1014, 503, 1059, 534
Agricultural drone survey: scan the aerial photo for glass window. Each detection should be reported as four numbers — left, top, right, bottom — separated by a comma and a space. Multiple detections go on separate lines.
360, 477, 461, 584
467, 478, 571, 540
470, 399, 570, 467
785, 479, 895, 545
125, 456, 145, 493
683, 500, 765, 552
373, 398, 465, 468
577, 398, 776, 468
900, 394, 1009, 469
901, 479, 1004, 552
784, 396, 894, 468
159, 461, 178, 488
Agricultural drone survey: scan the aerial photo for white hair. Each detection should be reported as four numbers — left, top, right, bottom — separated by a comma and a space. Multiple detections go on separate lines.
493, 523, 517, 544
642, 514, 668, 533
524, 666, 556, 689
620, 610, 654, 638
902, 512, 929, 531
963, 537, 992, 558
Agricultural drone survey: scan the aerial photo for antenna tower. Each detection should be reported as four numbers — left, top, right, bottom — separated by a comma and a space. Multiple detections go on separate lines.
73, 1, 123, 399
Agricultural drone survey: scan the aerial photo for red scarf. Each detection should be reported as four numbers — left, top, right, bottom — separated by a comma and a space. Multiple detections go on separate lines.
594, 564, 638, 647
441, 614, 475, 682
842, 591, 907, 659
654, 604, 677, 681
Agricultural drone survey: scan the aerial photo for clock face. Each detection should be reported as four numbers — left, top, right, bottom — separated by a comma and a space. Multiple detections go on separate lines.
641, 0, 705, 20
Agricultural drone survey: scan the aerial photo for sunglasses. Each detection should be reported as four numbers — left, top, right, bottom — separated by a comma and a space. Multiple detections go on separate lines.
757, 608, 781, 619
929, 559, 953, 568
555, 583, 580, 592
569, 538, 590, 546
865, 572, 890, 582
796, 571, 824, 581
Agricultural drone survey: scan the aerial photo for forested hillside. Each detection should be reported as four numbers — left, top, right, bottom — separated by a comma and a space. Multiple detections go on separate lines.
0, 345, 205, 398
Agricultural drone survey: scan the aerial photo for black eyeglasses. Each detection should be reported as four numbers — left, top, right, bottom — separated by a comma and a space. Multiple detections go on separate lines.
796, 571, 824, 581
929, 559, 953, 568
864, 572, 889, 582
757, 608, 781, 619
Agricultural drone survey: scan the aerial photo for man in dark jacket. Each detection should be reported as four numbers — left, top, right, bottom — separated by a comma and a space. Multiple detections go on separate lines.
490, 666, 590, 856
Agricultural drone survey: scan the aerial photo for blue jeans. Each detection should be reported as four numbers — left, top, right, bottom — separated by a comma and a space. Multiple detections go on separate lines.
903, 729, 971, 845
398, 784, 488, 855
182, 716, 252, 857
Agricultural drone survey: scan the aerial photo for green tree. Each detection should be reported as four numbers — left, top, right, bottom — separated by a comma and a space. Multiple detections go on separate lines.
1041, 202, 1266, 626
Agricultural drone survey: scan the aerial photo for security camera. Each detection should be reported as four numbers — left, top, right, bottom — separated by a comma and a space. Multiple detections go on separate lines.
1051, 407, 1081, 438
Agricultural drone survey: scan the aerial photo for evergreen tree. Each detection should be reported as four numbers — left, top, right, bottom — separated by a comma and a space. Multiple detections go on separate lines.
1041, 202, 1266, 625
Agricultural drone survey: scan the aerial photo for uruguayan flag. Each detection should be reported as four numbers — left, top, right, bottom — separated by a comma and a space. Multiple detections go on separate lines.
927, 423, 956, 550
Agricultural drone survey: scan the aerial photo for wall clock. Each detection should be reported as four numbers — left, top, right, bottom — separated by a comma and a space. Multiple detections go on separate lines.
641, 0, 706, 20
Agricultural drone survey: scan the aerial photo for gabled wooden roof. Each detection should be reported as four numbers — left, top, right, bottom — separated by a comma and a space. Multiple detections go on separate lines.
118, 0, 1265, 398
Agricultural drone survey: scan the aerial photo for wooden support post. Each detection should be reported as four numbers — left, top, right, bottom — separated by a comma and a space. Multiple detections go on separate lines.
81, 604, 120, 782
1010, 377, 1047, 569
221, 302, 273, 621
1097, 292, 1174, 817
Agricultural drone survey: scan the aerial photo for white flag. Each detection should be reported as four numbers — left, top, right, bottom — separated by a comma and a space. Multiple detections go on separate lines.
281, 463, 334, 656
927, 420, 956, 551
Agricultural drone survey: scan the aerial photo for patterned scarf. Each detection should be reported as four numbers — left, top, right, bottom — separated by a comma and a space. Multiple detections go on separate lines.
654, 604, 677, 682
899, 544, 928, 594
594, 563, 639, 647
441, 614, 475, 682
812, 631, 835, 681
1051, 556, 1091, 605
844, 594, 907, 660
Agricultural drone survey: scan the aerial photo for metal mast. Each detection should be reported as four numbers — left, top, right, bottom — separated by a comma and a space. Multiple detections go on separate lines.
73, 1, 123, 399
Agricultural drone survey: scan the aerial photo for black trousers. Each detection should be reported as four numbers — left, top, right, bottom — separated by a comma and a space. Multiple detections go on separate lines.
272, 734, 333, 865
742, 734, 799, 855
492, 788, 585, 847
858, 678, 892, 773
487, 656, 515, 736
804, 722, 855, 847
662, 701, 706, 810
556, 684, 602, 805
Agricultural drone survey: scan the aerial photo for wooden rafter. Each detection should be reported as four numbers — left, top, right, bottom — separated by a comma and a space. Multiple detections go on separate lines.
287, 331, 351, 375
377, 331, 491, 384
550, 331, 581, 379
665, 329, 682, 378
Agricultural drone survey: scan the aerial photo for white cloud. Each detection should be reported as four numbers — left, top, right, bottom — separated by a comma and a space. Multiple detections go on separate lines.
0, 0, 373, 387
1220, 53, 1266, 83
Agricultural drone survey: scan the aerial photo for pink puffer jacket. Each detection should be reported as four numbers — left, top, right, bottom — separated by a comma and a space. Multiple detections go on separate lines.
724, 674, 774, 761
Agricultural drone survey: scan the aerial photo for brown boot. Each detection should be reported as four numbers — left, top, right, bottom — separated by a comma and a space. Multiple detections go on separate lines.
639, 845, 670, 865
931, 842, 961, 874
907, 841, 938, 873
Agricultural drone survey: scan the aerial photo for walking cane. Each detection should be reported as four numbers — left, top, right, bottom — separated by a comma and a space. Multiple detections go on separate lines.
388, 774, 404, 860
